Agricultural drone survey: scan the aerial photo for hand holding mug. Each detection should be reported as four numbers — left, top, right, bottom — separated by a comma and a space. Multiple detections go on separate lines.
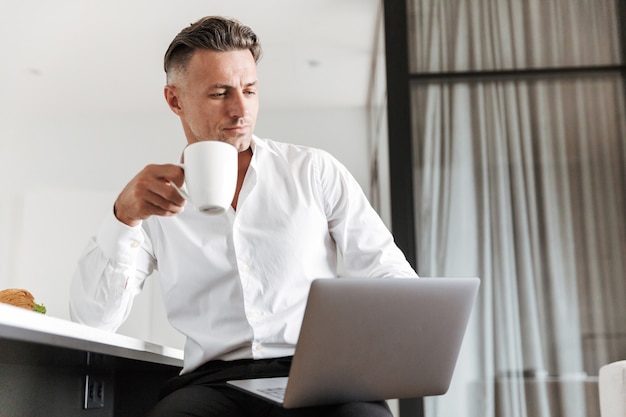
114, 164, 186, 227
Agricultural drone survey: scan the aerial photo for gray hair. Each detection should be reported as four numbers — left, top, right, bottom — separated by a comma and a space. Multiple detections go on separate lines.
164, 16, 262, 84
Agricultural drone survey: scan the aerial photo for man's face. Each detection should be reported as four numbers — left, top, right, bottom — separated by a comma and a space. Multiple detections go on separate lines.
165, 49, 259, 152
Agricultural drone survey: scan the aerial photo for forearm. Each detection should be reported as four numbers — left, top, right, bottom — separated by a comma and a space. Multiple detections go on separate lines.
69, 211, 155, 331
70, 238, 137, 331
337, 212, 418, 278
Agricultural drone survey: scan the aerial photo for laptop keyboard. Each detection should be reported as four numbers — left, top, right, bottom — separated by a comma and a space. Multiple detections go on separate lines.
259, 387, 286, 400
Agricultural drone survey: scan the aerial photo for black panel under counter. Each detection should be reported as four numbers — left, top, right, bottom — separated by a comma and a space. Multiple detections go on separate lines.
0, 303, 184, 417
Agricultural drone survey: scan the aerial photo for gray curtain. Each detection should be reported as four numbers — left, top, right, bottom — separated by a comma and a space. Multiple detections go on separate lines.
406, 1, 625, 416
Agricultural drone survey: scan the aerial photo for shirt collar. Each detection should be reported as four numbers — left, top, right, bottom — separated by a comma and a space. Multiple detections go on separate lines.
250, 135, 277, 157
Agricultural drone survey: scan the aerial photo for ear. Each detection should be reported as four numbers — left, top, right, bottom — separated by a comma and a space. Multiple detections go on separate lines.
164, 85, 183, 115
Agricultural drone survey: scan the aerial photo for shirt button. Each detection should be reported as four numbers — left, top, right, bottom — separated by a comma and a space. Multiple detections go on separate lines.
240, 264, 250, 273
129, 240, 140, 248
254, 343, 263, 351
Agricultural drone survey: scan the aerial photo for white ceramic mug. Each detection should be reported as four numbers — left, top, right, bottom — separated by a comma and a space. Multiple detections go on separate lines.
173, 141, 238, 214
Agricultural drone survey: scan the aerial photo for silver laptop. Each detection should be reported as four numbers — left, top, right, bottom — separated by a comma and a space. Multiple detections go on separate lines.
227, 277, 480, 408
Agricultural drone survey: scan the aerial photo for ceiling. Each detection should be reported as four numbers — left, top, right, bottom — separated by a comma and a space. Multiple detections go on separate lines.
0, 0, 382, 117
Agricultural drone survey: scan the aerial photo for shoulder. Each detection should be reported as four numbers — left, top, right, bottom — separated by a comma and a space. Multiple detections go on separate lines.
253, 136, 341, 168
254, 136, 325, 156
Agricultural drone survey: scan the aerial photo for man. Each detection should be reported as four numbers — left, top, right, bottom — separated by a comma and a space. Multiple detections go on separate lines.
71, 16, 417, 417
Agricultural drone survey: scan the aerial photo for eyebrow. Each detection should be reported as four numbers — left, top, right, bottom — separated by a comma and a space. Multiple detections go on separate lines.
211, 81, 258, 89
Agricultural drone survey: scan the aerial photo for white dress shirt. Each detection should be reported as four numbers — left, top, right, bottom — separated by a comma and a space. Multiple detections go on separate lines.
70, 137, 417, 374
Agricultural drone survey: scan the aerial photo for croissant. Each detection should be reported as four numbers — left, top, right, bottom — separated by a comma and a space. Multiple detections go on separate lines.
0, 288, 46, 314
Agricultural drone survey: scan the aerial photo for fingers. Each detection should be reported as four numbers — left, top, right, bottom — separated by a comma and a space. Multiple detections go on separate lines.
114, 164, 186, 226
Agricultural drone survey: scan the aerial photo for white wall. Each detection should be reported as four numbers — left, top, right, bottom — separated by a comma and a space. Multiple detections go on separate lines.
0, 105, 369, 349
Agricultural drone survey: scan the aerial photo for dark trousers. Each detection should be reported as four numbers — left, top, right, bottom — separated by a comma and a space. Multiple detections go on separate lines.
147, 357, 393, 417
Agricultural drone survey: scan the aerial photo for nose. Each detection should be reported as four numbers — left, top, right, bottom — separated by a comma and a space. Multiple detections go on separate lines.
227, 91, 248, 119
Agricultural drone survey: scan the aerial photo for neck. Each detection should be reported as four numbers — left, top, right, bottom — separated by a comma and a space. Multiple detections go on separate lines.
232, 147, 253, 210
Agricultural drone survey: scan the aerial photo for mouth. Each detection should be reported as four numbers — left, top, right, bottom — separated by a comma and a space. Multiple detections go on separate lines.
223, 124, 250, 135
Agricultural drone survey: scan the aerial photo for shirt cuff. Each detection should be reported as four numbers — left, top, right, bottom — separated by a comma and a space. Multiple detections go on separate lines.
96, 207, 145, 265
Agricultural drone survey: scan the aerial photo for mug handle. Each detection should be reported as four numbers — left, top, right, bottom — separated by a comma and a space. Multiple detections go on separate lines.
170, 163, 191, 201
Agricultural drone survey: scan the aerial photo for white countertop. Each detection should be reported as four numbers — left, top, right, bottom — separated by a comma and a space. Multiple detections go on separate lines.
0, 303, 184, 367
